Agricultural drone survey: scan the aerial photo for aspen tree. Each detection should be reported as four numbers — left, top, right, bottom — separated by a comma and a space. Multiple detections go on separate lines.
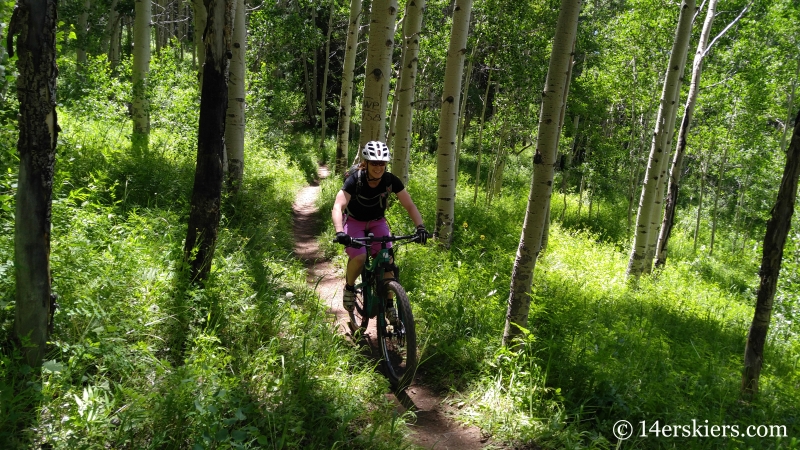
391, 0, 426, 185
503, 0, 581, 346
225, 0, 246, 191
185, 0, 234, 282
656, 0, 750, 267
626, 0, 694, 279
106, 0, 122, 69
132, 0, 152, 153
319, 2, 335, 151
434, 0, 472, 247
77, 0, 91, 63
359, 0, 398, 150
8, 0, 59, 366
192, 0, 207, 82
335, 0, 363, 173
742, 108, 800, 398
472, 62, 493, 204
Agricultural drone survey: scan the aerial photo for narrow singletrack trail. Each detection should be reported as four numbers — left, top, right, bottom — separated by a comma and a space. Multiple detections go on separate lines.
292, 166, 493, 450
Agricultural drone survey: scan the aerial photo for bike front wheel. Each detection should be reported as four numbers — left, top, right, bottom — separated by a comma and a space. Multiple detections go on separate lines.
379, 281, 417, 390
348, 287, 369, 331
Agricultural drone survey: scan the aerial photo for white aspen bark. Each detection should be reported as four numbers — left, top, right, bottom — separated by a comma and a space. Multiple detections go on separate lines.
386, 81, 400, 149
359, 0, 398, 149
655, 0, 717, 268
311, 8, 319, 124
77, 0, 91, 63
472, 65, 493, 204
108, 0, 122, 69
503, 0, 581, 346
643, 75, 683, 271
133, 0, 152, 152
192, 0, 207, 84
319, 3, 335, 150
335, 0, 363, 173
103, 0, 119, 53
626, 0, 695, 279
434, 0, 472, 247
225, 0, 245, 190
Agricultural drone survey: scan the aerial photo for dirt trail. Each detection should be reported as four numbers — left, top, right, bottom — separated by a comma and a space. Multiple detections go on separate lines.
292, 166, 492, 450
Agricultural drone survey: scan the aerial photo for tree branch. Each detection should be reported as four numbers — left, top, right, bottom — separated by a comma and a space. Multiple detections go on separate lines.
702, 2, 751, 58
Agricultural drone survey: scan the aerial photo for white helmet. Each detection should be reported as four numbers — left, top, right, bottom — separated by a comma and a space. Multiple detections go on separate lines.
362, 141, 391, 162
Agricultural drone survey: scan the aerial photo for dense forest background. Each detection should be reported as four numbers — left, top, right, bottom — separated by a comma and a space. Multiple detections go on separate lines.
1, 0, 799, 448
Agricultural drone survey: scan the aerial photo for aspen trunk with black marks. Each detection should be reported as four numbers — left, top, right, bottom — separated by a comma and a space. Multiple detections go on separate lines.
185, 0, 233, 283
9, 0, 59, 367
503, 0, 580, 346
435, 0, 472, 247
391, 0, 425, 185
655, 0, 717, 268
627, 0, 694, 280
225, 0, 245, 191
359, 0, 398, 149
132, 0, 151, 153
335, 0, 362, 173
545, 36, 575, 246
742, 109, 800, 398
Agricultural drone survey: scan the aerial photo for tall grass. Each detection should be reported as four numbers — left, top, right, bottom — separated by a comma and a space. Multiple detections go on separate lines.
317, 156, 800, 449
0, 54, 416, 449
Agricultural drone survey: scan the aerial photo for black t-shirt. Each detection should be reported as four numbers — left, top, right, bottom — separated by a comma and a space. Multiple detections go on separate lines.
343, 170, 405, 221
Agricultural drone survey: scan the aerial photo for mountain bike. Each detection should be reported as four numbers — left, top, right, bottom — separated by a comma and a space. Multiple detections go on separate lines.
336, 233, 419, 390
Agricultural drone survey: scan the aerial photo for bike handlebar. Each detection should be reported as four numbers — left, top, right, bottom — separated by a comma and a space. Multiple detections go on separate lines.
333, 233, 420, 248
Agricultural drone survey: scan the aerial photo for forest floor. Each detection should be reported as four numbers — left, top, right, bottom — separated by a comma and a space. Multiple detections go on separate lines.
291, 166, 493, 450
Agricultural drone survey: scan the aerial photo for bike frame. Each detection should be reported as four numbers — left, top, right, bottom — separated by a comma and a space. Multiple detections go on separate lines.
356, 241, 392, 320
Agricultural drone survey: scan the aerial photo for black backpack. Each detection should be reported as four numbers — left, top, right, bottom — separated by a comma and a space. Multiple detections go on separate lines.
342, 161, 393, 213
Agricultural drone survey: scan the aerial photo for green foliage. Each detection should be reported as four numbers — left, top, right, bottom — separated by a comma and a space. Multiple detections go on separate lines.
0, 52, 416, 449
317, 156, 800, 449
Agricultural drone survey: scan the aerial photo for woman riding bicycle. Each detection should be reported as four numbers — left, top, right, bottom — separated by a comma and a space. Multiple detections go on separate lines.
331, 141, 428, 324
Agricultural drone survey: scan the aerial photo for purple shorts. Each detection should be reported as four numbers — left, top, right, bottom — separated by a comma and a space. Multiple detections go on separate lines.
343, 216, 392, 258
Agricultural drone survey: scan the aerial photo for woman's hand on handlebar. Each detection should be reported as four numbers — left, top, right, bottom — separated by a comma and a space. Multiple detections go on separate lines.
334, 231, 352, 246
415, 225, 429, 245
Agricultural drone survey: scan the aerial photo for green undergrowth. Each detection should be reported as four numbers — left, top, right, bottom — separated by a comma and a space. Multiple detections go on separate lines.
0, 56, 416, 448
320, 157, 800, 449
